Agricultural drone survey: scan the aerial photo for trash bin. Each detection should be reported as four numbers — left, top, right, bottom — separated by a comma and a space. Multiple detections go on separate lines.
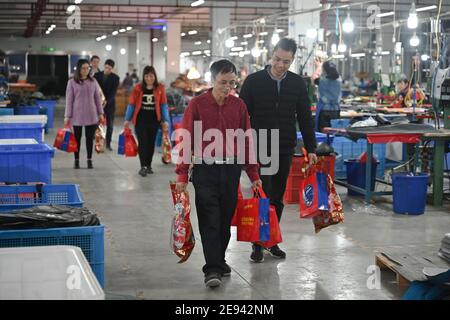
391, 172, 428, 215
344, 159, 378, 196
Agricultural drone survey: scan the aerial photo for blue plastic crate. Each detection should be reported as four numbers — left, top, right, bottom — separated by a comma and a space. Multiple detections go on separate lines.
0, 108, 14, 116
297, 131, 334, 145
332, 136, 386, 179
0, 184, 83, 212
0, 123, 45, 143
0, 143, 54, 183
14, 105, 41, 115
36, 100, 57, 129
330, 118, 350, 128
0, 224, 104, 287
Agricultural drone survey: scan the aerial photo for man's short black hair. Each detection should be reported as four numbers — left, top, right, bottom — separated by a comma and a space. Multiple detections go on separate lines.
210, 59, 237, 80
273, 38, 297, 56
90, 55, 100, 61
105, 59, 115, 68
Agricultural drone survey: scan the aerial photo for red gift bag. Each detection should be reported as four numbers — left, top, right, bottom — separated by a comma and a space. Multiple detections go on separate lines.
258, 205, 282, 248
124, 128, 138, 157
231, 184, 243, 227
169, 182, 195, 263
313, 174, 344, 233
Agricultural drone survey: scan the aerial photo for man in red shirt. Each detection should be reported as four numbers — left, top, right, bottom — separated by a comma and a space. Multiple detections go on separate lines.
175, 60, 262, 288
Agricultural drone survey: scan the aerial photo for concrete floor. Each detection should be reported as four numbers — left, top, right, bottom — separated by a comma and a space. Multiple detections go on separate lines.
47, 104, 450, 300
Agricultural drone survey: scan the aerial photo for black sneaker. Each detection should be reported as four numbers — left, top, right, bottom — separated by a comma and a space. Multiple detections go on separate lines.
204, 272, 222, 288
87, 159, 93, 169
250, 244, 264, 263
221, 263, 231, 277
146, 167, 154, 174
138, 167, 147, 177
266, 244, 286, 259
74, 160, 80, 169
106, 145, 113, 151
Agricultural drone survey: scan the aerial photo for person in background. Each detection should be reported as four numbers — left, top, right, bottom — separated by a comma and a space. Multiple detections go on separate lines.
89, 55, 101, 76
395, 77, 410, 108
94, 59, 120, 150
311, 58, 342, 132
131, 69, 139, 85
122, 72, 134, 93
64, 59, 104, 169
124, 66, 169, 176
90, 55, 106, 107
239, 38, 317, 263
175, 59, 262, 288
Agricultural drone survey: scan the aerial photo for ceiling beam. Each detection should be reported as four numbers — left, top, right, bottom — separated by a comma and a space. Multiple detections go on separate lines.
23, 0, 47, 38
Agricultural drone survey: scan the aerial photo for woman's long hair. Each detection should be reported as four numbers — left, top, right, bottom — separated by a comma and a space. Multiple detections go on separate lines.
73, 59, 93, 84
141, 66, 159, 89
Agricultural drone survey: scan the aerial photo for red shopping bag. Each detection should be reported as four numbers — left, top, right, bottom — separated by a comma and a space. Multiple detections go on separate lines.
235, 187, 269, 242
53, 128, 66, 149
118, 128, 138, 157
53, 127, 78, 153
231, 184, 243, 227
258, 205, 282, 248
169, 182, 195, 263
66, 132, 78, 152
161, 122, 172, 164
299, 165, 320, 218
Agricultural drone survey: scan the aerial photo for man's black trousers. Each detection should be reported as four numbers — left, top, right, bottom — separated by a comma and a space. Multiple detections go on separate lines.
192, 163, 241, 275
104, 106, 115, 147
260, 154, 293, 222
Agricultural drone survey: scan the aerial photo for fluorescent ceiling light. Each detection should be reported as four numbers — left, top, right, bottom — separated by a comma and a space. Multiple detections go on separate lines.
229, 52, 239, 56
377, 11, 394, 18
188, 30, 198, 35
180, 52, 190, 57
240, 41, 248, 45
74, 0, 83, 4
259, 32, 268, 36
332, 54, 345, 59
112, 31, 119, 36
194, 41, 202, 45
416, 5, 437, 12
351, 53, 365, 58
126, 26, 133, 31
230, 47, 244, 52
230, 36, 238, 40
192, 51, 202, 55
275, 28, 284, 33
206, 40, 211, 44
119, 28, 126, 33
191, 0, 205, 7
152, 38, 158, 42
66, 5, 76, 13
243, 34, 253, 38
181, 33, 186, 37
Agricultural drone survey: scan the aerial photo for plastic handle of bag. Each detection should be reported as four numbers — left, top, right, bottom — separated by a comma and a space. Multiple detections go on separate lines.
253, 186, 267, 199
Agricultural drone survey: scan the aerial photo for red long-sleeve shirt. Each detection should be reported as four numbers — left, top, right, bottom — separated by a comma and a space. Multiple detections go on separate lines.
175, 89, 260, 183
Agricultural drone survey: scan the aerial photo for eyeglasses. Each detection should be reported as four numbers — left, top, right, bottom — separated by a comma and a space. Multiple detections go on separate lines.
217, 80, 237, 88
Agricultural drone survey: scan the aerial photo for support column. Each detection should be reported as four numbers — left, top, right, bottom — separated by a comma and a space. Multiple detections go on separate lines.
288, 0, 321, 75
116, 36, 129, 81
136, 31, 151, 76
166, 21, 181, 84
211, 8, 231, 60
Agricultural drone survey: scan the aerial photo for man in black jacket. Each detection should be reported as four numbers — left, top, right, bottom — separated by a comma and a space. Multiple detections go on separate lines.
239, 38, 317, 263
94, 59, 120, 150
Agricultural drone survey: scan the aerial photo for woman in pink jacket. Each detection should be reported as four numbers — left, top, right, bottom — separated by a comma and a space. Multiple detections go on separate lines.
64, 59, 104, 169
